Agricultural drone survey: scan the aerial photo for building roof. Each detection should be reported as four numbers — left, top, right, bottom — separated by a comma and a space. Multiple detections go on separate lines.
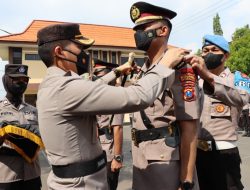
0, 20, 136, 48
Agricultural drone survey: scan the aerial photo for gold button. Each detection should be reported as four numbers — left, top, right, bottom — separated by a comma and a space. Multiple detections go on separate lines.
160, 154, 164, 159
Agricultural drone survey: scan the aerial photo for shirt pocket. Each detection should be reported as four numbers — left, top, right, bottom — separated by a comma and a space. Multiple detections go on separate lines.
210, 98, 231, 118
24, 114, 38, 125
145, 92, 173, 117
143, 139, 179, 161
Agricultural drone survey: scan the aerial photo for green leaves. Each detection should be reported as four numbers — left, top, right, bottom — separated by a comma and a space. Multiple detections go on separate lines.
226, 25, 250, 76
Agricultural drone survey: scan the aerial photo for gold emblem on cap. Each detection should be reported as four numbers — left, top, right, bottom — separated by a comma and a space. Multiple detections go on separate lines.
215, 104, 225, 113
131, 6, 140, 20
19, 66, 25, 73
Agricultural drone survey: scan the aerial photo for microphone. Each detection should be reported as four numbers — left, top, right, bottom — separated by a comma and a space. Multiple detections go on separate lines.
128, 52, 135, 66
121, 52, 135, 86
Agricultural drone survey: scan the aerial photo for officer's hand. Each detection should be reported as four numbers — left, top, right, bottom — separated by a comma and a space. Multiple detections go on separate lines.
160, 48, 191, 69
111, 159, 123, 172
185, 54, 214, 84
116, 61, 137, 75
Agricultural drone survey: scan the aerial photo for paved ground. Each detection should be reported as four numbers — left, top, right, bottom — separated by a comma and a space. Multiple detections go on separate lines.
40, 125, 250, 190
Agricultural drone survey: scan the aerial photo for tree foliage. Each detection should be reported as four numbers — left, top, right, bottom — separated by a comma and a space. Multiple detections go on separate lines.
213, 13, 223, 35
226, 25, 250, 75
196, 49, 202, 56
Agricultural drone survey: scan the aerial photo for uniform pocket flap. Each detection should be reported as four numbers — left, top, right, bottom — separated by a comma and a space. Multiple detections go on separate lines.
143, 139, 179, 161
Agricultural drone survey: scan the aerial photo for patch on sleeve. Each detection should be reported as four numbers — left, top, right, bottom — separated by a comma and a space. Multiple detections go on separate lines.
179, 68, 197, 102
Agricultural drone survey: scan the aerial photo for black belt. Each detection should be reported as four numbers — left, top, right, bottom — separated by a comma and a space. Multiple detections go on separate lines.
131, 126, 173, 146
98, 127, 110, 136
52, 151, 107, 178
0, 146, 20, 157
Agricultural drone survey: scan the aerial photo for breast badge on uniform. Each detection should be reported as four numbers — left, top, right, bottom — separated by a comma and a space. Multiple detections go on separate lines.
215, 104, 225, 113
179, 68, 196, 102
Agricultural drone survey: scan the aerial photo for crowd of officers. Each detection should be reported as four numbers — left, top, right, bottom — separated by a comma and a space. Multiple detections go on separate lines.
0, 1, 250, 190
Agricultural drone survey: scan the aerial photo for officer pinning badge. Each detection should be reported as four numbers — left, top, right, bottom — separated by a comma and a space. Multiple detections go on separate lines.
131, 6, 140, 21
215, 104, 225, 113
179, 68, 197, 102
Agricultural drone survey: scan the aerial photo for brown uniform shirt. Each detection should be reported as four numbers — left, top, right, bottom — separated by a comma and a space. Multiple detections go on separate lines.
37, 64, 175, 189
132, 62, 200, 190
97, 114, 124, 162
0, 98, 41, 183
199, 68, 249, 141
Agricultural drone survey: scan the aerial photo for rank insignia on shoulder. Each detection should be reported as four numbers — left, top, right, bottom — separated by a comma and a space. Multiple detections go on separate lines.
183, 87, 196, 102
179, 68, 196, 87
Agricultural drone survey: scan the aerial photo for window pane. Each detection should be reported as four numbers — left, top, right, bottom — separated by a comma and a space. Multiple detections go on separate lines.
25, 54, 41, 61
111, 52, 116, 64
121, 57, 128, 64
12, 47, 22, 64
13, 52, 22, 58
135, 58, 145, 67
93, 51, 99, 59
102, 51, 108, 62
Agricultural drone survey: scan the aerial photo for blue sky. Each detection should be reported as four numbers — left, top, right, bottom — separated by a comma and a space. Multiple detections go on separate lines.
0, 0, 249, 52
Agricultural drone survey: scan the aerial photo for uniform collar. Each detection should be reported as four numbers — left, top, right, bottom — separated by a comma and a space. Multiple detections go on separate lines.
141, 51, 165, 73
47, 66, 80, 77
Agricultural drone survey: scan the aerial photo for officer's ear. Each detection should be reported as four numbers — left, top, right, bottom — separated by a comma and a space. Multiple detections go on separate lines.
54, 46, 66, 59
223, 52, 230, 62
158, 25, 169, 37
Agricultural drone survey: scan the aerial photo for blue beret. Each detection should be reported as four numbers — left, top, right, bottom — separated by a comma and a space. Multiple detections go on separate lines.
202, 34, 230, 53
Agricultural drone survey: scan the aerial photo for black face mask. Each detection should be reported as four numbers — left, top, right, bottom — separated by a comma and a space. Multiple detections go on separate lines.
2, 75, 28, 97
203, 53, 224, 70
61, 49, 90, 75
134, 29, 158, 51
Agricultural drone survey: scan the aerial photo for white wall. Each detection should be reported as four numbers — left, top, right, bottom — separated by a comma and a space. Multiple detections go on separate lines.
0, 61, 8, 99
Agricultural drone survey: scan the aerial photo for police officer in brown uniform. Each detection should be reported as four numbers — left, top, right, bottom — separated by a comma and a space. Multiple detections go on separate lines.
187, 35, 248, 190
36, 23, 187, 189
0, 64, 41, 190
129, 2, 200, 190
241, 104, 250, 137
93, 64, 124, 190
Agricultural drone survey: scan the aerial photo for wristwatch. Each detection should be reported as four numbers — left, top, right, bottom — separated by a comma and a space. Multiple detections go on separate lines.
180, 181, 194, 190
114, 154, 123, 163
113, 68, 121, 78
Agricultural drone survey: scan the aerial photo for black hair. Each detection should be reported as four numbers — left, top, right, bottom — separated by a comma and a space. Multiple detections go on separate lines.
160, 19, 172, 33
38, 40, 71, 67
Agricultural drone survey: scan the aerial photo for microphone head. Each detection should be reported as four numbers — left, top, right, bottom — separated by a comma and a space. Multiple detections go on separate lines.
128, 52, 135, 65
